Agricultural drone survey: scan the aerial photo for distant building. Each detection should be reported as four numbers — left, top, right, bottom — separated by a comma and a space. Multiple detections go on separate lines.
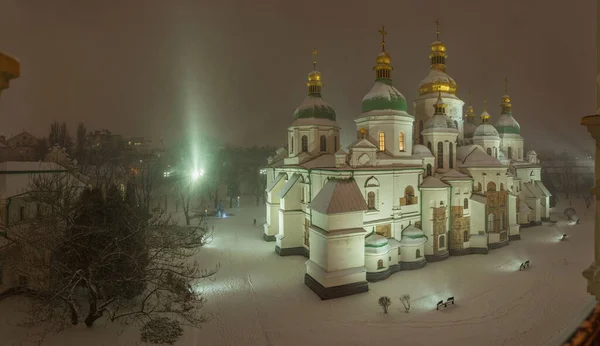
87, 129, 123, 151
5, 131, 41, 161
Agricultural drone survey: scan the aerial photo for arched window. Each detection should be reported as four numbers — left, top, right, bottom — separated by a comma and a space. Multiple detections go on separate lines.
507, 147, 512, 159
404, 186, 416, 205
499, 212, 504, 230
320, 135, 326, 152
463, 198, 469, 209
334, 136, 338, 152
487, 213, 494, 232
365, 176, 380, 187
438, 235, 446, 249
449, 142, 454, 168
500, 183, 504, 191
454, 120, 458, 129
487, 147, 492, 156
477, 182, 482, 191
487, 182, 496, 191
493, 147, 498, 158
426, 164, 432, 176
419, 120, 424, 145
399, 132, 405, 152
367, 191, 376, 210
463, 231, 469, 242
416, 249, 421, 258
427, 141, 432, 152
290, 136, 294, 154
437, 142, 444, 168
377, 259, 384, 269
379, 132, 385, 151
301, 135, 308, 152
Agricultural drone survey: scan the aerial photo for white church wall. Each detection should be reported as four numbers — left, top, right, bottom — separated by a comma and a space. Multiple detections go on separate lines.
312, 211, 328, 231
470, 199, 486, 235
365, 252, 390, 272
499, 134, 524, 161
277, 209, 305, 250
355, 115, 415, 158
515, 167, 541, 183
399, 244, 424, 262
329, 213, 362, 231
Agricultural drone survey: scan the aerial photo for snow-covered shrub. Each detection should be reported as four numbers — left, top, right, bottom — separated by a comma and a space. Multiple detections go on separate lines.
378, 296, 391, 314
399, 294, 411, 313
140, 317, 184, 345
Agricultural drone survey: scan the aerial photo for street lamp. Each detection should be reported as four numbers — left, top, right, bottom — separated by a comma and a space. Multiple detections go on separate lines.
191, 168, 205, 181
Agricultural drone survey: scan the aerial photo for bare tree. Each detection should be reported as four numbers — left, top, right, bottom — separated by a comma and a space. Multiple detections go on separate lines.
399, 294, 411, 313
4, 172, 217, 345
378, 296, 391, 314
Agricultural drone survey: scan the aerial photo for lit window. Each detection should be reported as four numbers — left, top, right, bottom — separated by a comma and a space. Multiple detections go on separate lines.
379, 132, 385, 151
399, 133, 405, 151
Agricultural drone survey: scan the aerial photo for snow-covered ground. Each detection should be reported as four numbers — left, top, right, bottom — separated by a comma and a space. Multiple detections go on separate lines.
0, 198, 596, 345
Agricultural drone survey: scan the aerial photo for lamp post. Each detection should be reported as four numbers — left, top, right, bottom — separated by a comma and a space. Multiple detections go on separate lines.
581, 0, 600, 301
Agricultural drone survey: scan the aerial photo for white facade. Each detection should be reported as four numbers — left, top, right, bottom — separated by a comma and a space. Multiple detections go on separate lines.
263, 34, 551, 300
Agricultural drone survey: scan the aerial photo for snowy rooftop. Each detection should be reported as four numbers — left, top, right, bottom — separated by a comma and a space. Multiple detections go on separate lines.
399, 224, 427, 246
419, 69, 456, 88
308, 178, 368, 215
421, 176, 449, 189
457, 145, 504, 168
349, 138, 377, 149
440, 169, 472, 181
474, 123, 500, 138
412, 144, 433, 157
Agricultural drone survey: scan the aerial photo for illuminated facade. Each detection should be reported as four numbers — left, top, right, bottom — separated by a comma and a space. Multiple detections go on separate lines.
264, 25, 550, 300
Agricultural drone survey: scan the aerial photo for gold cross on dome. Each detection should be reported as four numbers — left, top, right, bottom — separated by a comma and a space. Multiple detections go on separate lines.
312, 49, 318, 70
378, 26, 387, 51
504, 76, 509, 94
435, 19, 440, 40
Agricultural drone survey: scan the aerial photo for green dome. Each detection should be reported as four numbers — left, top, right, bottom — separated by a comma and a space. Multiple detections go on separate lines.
495, 114, 521, 134
293, 95, 336, 121
361, 80, 408, 113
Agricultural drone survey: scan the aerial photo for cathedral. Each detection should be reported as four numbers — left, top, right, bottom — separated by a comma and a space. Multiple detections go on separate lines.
263, 24, 551, 300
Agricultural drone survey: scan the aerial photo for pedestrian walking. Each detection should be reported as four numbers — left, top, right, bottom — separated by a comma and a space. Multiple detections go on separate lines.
253, 218, 257, 226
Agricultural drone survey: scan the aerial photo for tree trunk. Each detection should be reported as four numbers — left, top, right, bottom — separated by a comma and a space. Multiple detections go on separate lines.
383, 306, 388, 314
84, 312, 103, 327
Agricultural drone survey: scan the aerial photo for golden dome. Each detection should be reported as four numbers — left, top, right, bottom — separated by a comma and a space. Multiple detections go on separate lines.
376, 51, 391, 65
418, 19, 456, 96
308, 70, 321, 83
430, 41, 446, 53
306, 49, 322, 95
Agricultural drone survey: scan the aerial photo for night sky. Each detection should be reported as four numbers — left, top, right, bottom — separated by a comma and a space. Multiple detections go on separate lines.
0, 0, 596, 154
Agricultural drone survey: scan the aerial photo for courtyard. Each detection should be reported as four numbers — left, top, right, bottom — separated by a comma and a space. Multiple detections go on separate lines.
0, 198, 595, 346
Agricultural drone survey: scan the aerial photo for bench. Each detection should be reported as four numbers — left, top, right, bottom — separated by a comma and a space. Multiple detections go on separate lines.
436, 297, 455, 310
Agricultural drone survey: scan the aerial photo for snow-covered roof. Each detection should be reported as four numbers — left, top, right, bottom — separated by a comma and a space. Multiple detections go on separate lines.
523, 182, 546, 199
440, 169, 472, 181
536, 181, 552, 197
291, 117, 338, 127
266, 172, 286, 192
474, 123, 500, 138
361, 81, 408, 113
300, 154, 336, 169
308, 178, 368, 215
412, 144, 433, 157
387, 238, 400, 249
519, 198, 531, 211
421, 176, 449, 189
463, 120, 478, 138
424, 113, 458, 132
349, 138, 377, 149
399, 225, 427, 246
365, 233, 390, 254
419, 69, 456, 89
527, 150, 537, 156
335, 149, 348, 156
470, 194, 487, 205
293, 95, 337, 121
457, 145, 504, 168
496, 114, 521, 135
0, 161, 67, 172
278, 173, 302, 199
